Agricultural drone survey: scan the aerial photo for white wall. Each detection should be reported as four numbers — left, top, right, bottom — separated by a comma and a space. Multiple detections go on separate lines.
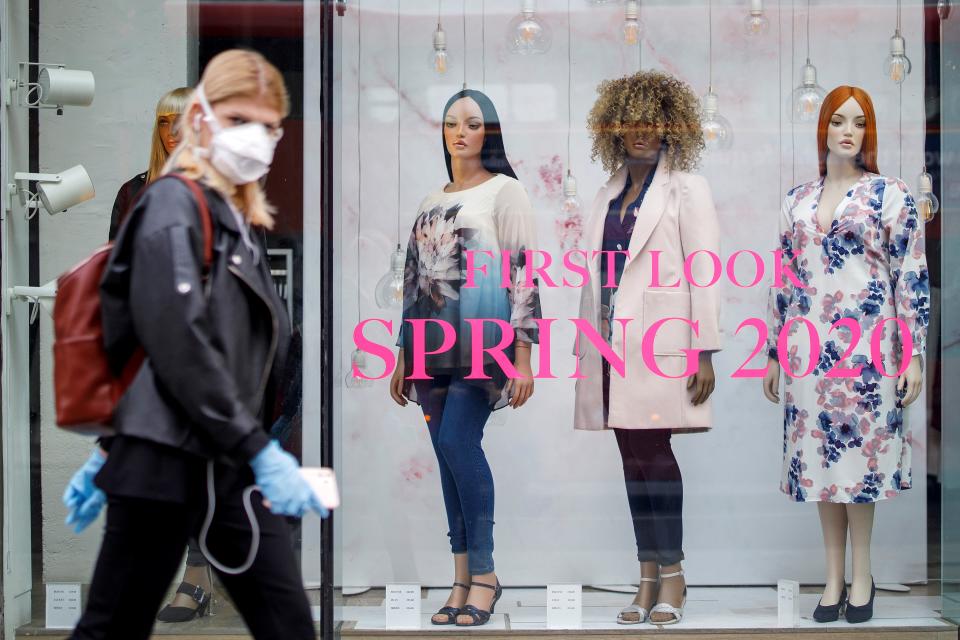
334, 0, 929, 587
39, 0, 188, 581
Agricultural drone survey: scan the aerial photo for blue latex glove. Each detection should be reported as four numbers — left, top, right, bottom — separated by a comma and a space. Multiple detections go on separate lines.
250, 441, 328, 518
63, 448, 107, 534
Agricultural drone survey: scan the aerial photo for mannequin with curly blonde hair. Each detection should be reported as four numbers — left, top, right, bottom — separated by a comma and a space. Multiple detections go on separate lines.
573, 70, 721, 626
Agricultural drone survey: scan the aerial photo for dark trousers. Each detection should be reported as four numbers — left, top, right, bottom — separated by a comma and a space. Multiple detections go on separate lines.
414, 374, 495, 575
614, 428, 684, 567
70, 490, 315, 640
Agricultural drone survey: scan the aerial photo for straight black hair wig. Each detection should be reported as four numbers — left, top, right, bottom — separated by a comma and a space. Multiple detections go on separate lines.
441, 89, 518, 182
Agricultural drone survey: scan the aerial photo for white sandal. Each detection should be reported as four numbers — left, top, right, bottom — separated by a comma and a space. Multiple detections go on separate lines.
616, 577, 658, 625
649, 569, 687, 626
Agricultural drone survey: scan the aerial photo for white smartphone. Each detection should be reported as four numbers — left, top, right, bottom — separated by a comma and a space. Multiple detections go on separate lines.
299, 467, 340, 510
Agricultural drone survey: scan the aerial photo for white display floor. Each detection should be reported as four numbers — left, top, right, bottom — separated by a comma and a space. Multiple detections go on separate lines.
335, 586, 954, 634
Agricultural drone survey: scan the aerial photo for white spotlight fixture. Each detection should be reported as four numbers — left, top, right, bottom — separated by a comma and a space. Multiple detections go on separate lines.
8, 62, 95, 112
3, 279, 57, 322
10, 165, 95, 216
507, 0, 552, 55
744, 0, 770, 36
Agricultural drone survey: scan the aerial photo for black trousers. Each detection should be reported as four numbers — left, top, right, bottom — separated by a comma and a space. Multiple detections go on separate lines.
613, 428, 684, 567
70, 488, 315, 640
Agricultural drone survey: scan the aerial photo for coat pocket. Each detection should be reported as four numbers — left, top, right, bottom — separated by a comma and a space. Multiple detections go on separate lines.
642, 290, 692, 356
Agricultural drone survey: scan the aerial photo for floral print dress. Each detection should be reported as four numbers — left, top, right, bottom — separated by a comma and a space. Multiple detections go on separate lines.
767, 173, 930, 504
397, 173, 542, 410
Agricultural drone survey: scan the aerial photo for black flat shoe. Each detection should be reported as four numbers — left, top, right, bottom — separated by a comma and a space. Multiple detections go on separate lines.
813, 585, 847, 623
844, 579, 876, 624
156, 581, 211, 623
455, 580, 502, 627
430, 582, 469, 625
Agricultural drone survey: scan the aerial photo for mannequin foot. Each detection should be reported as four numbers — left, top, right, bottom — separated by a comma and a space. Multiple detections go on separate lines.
819, 578, 846, 606
849, 574, 874, 606
455, 572, 500, 625
649, 564, 686, 625
619, 562, 658, 624
430, 582, 469, 625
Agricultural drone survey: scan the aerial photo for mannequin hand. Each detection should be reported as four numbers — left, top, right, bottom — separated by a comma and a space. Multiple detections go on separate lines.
762, 357, 781, 403
686, 352, 716, 406
63, 447, 107, 534
897, 355, 924, 407
389, 349, 408, 407
506, 344, 534, 408
251, 441, 328, 518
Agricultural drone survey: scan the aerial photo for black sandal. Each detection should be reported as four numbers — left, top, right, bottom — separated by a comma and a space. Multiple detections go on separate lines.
456, 580, 502, 627
430, 582, 469, 625
156, 581, 212, 623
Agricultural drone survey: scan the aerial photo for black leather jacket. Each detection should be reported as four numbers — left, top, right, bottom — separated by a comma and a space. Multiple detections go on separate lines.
100, 176, 288, 463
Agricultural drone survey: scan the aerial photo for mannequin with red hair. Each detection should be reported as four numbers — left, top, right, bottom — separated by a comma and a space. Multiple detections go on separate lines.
762, 86, 929, 624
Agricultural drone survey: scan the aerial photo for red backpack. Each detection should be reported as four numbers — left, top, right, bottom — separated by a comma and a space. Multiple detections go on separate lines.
52, 174, 213, 435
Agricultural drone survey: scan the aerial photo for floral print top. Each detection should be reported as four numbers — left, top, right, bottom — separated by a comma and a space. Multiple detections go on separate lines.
397, 173, 542, 410
766, 173, 929, 503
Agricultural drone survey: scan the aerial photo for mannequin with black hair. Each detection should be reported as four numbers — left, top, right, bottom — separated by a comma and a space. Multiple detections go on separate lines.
389, 89, 541, 628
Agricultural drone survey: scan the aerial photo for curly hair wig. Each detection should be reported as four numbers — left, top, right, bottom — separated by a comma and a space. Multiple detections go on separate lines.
587, 70, 705, 175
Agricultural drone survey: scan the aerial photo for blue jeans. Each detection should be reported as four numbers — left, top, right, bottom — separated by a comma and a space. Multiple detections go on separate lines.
414, 375, 495, 575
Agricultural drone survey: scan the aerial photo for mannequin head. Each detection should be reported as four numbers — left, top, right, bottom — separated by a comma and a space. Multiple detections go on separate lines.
147, 87, 192, 183
441, 89, 517, 181
817, 86, 879, 177
587, 70, 703, 175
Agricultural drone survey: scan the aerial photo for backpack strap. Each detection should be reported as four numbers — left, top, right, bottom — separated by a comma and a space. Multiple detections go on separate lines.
163, 173, 214, 272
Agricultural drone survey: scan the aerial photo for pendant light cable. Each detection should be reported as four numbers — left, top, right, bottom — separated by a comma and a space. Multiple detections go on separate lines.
778, 0, 783, 194
707, 0, 712, 90
462, 0, 467, 88
356, 0, 362, 321
567, 0, 572, 170
790, 0, 796, 185
638, 0, 642, 70
897, 0, 903, 176
482, 0, 486, 89
806, 0, 811, 60
397, 3, 402, 246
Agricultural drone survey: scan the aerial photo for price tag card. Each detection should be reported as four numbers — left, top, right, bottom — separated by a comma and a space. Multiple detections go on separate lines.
777, 579, 800, 627
547, 583, 582, 629
385, 583, 421, 630
46, 583, 82, 629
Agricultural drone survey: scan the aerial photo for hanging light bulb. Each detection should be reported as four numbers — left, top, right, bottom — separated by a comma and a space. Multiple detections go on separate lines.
701, 90, 733, 151
557, 171, 584, 249
744, 0, 769, 36
375, 245, 406, 309
345, 348, 374, 389
885, 30, 912, 84
507, 0, 552, 55
623, 0, 642, 46
789, 60, 826, 123
429, 23, 450, 75
916, 169, 940, 222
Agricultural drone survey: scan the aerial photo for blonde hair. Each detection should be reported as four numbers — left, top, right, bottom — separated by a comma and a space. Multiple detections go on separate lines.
146, 87, 192, 184
587, 70, 704, 174
166, 49, 290, 229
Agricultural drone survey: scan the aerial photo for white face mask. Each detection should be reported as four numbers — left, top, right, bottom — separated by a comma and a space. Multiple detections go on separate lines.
194, 84, 281, 185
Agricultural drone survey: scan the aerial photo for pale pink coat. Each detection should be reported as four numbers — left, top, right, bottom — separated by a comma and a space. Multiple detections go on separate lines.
572, 163, 722, 433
